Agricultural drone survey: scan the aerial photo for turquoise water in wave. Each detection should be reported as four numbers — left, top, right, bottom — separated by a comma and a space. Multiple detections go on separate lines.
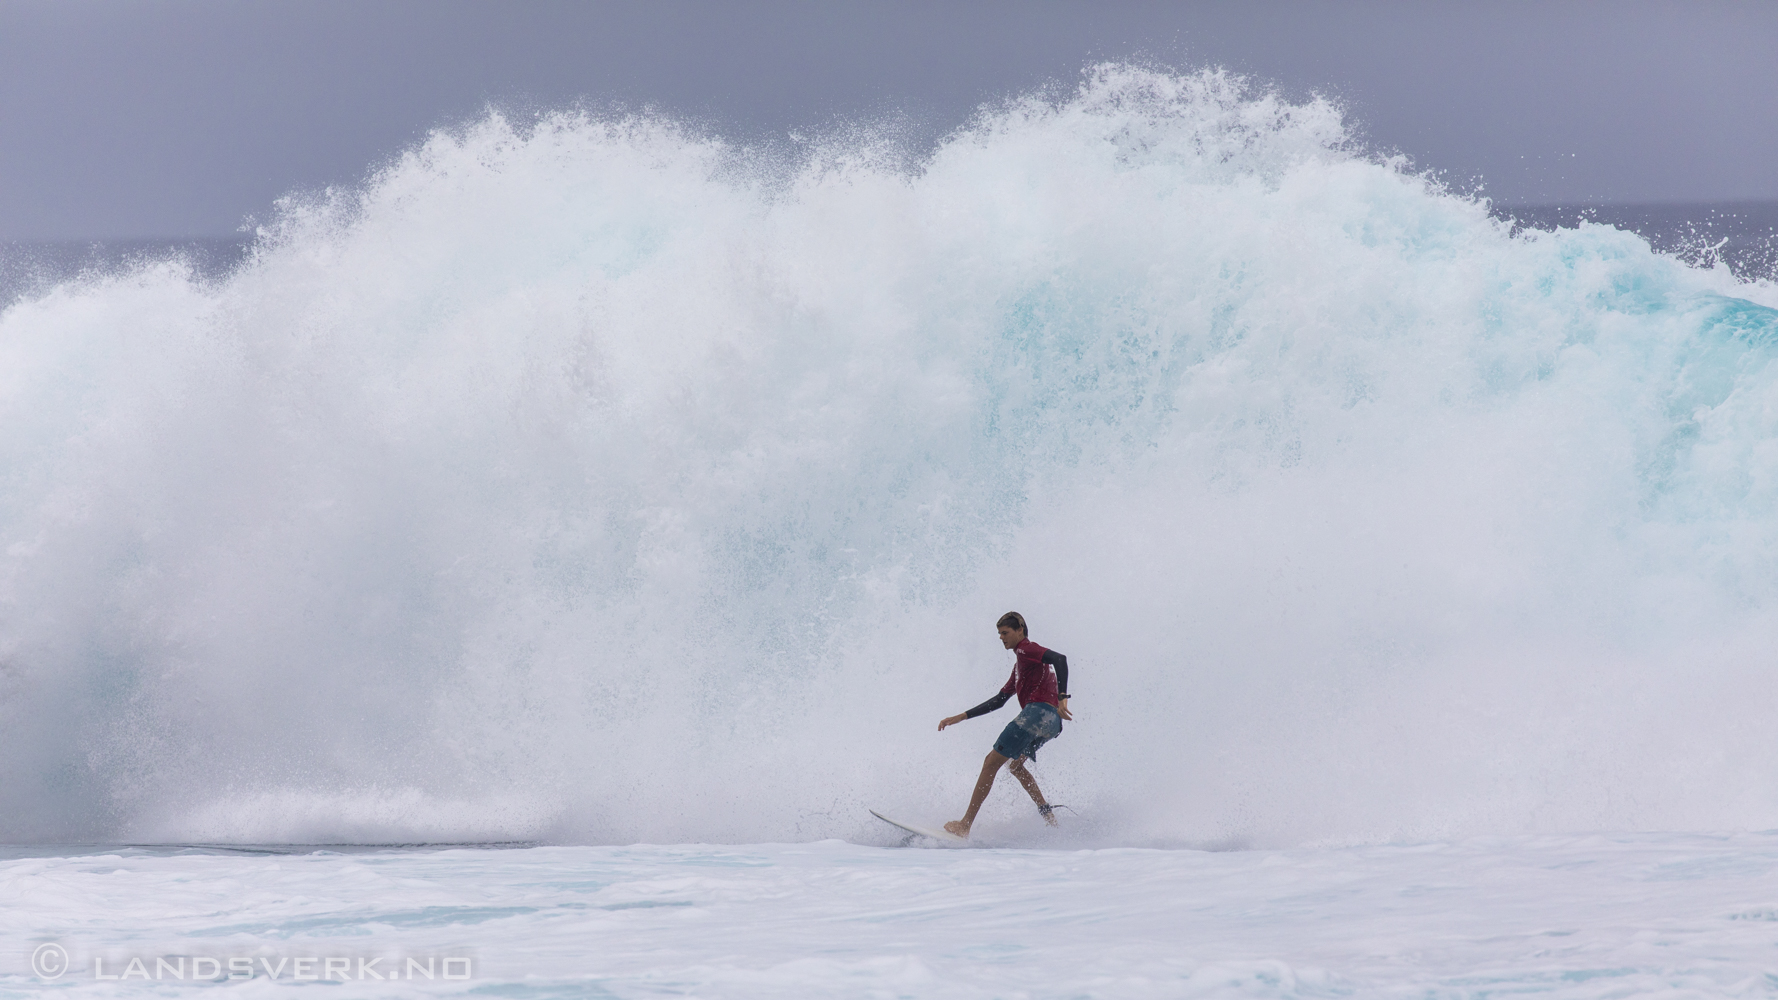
2, 66, 1778, 849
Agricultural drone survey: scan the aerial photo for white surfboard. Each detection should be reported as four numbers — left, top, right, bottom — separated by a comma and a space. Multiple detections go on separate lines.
869, 809, 972, 846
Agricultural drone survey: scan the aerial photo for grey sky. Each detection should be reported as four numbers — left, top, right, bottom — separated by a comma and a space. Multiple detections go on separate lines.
2, 0, 1774, 241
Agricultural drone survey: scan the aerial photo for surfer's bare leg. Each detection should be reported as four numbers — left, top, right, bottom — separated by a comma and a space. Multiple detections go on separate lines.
945, 750, 1009, 837
1006, 759, 1057, 826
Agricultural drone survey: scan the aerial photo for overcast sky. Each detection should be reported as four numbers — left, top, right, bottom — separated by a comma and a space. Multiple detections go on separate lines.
2, 0, 1775, 241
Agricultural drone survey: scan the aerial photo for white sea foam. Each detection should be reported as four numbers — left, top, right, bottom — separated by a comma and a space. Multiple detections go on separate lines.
10, 834, 1778, 998
2, 66, 1776, 845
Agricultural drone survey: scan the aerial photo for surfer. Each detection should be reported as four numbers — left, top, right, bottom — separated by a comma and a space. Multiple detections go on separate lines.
937, 611, 1071, 838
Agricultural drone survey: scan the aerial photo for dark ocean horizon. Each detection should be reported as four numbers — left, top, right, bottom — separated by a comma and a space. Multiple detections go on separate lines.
1493, 201, 1778, 282
4, 200, 1773, 311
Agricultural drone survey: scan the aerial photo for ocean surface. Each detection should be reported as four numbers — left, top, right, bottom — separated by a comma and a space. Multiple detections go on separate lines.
12, 834, 1778, 997
6, 64, 1778, 995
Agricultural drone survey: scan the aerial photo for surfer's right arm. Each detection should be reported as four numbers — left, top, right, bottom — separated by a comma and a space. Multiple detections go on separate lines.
937, 684, 1015, 731
962, 690, 1013, 719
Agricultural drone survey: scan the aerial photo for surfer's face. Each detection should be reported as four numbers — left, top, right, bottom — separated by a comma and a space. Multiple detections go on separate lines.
997, 624, 1025, 649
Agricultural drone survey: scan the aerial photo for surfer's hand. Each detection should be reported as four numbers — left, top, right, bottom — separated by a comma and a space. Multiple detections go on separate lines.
938, 714, 965, 731
1058, 698, 1073, 721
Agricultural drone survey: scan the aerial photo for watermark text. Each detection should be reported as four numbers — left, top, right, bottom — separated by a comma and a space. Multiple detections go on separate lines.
32, 944, 473, 982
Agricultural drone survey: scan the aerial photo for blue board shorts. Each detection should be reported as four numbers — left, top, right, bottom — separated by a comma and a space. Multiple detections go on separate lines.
994, 702, 1063, 762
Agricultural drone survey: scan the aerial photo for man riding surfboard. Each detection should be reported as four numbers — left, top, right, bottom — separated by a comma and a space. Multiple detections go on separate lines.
936, 612, 1072, 838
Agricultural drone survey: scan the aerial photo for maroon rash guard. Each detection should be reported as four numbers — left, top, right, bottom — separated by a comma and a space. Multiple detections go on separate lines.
963, 639, 1069, 718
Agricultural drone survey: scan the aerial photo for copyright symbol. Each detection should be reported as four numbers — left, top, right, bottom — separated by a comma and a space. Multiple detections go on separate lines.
31, 942, 68, 979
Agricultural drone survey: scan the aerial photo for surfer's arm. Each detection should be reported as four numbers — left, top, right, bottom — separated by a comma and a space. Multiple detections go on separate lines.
1042, 650, 1068, 698
938, 689, 1013, 731
963, 690, 1013, 719
1044, 649, 1072, 721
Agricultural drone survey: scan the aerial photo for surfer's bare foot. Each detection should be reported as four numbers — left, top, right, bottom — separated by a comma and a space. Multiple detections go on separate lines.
943, 820, 970, 838
1042, 810, 1059, 828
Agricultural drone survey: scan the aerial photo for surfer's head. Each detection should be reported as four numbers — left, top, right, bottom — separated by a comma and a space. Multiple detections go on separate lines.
996, 611, 1027, 648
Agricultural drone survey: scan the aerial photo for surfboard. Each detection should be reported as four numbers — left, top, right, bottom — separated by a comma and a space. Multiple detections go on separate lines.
869, 809, 972, 846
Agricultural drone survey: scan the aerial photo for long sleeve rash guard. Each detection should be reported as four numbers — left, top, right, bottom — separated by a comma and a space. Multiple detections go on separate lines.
964, 644, 1068, 718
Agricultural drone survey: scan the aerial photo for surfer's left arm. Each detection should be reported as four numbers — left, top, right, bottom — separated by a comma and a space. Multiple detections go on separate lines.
1044, 649, 1072, 721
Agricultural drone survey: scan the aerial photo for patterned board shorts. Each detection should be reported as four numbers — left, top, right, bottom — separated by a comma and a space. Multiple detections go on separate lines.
993, 701, 1063, 762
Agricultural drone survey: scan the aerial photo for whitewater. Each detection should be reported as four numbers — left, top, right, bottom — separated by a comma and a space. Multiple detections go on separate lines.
5, 65, 1778, 995
8, 835, 1778, 998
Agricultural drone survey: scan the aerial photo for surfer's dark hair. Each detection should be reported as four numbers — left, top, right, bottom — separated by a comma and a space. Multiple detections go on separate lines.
997, 612, 1027, 633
